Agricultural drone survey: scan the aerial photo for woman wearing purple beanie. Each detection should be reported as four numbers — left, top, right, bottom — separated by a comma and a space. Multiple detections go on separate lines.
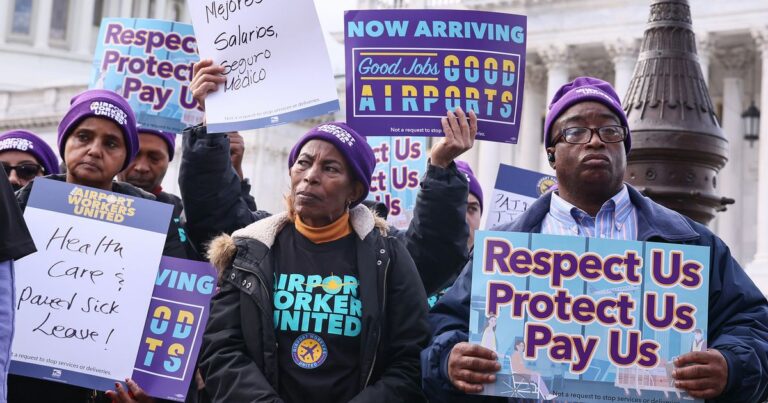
180, 59, 480, 403
0, 130, 59, 191
9, 89, 187, 403
197, 121, 431, 402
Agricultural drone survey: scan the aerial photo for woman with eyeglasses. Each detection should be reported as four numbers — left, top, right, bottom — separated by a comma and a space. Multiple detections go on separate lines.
0, 130, 59, 191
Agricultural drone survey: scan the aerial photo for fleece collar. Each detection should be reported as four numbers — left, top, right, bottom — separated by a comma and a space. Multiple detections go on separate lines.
231, 204, 376, 249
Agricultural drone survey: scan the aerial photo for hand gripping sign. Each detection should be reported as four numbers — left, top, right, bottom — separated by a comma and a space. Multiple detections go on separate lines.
469, 231, 709, 402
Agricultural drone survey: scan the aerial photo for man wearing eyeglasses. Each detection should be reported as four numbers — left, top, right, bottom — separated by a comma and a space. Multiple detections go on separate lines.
422, 77, 768, 402
0, 131, 59, 191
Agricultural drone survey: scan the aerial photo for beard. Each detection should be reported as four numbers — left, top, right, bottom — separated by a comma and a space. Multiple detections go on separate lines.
124, 173, 156, 190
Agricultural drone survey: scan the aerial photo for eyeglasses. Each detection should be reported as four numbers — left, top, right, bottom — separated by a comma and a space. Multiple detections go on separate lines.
553, 125, 628, 144
2, 163, 42, 180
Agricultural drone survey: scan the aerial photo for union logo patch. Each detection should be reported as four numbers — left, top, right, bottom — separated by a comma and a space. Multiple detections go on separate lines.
537, 176, 557, 196
291, 333, 328, 369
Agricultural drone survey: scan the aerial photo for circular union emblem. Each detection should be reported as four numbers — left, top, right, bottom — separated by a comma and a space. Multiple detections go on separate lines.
291, 333, 328, 369
537, 176, 557, 196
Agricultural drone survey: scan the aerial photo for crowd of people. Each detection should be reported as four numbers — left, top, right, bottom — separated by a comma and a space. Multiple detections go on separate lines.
0, 60, 766, 403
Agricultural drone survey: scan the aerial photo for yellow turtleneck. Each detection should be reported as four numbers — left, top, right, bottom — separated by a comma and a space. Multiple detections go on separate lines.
294, 212, 352, 244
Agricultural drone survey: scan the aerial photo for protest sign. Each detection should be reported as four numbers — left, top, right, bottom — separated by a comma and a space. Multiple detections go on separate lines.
470, 231, 709, 402
90, 18, 202, 133
367, 136, 428, 229
485, 164, 556, 229
186, 0, 340, 132
132, 256, 216, 401
345, 10, 526, 143
11, 178, 172, 391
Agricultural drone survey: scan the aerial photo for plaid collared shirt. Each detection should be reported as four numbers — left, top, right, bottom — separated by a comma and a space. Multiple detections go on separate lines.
541, 184, 638, 240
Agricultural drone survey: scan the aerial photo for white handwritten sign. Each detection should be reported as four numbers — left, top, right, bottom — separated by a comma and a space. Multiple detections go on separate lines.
485, 164, 556, 229
187, 0, 339, 132
10, 179, 172, 391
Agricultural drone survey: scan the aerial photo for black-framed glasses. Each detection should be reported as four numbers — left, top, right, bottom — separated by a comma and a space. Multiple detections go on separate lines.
553, 125, 628, 144
2, 163, 42, 180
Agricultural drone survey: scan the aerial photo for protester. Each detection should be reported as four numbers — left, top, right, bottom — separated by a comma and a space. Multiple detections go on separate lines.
0, 167, 36, 403
427, 160, 483, 309
200, 121, 431, 402
226, 131, 258, 210
0, 130, 59, 191
118, 127, 181, 211
422, 77, 768, 402
455, 160, 483, 250
117, 126, 200, 260
180, 59, 473, 296
9, 89, 188, 403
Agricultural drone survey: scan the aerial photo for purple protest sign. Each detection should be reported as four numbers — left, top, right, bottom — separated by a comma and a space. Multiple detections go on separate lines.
131, 256, 216, 402
345, 10, 527, 143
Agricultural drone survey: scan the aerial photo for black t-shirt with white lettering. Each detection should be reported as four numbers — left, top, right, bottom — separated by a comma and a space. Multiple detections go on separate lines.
0, 167, 35, 261
273, 225, 362, 403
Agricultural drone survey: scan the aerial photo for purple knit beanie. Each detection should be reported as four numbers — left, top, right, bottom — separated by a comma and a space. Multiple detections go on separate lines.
57, 89, 138, 170
0, 130, 60, 175
455, 160, 483, 213
288, 122, 375, 207
138, 127, 177, 161
543, 76, 631, 154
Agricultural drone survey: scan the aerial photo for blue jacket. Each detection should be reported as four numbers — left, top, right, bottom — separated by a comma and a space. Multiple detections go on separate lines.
422, 185, 768, 403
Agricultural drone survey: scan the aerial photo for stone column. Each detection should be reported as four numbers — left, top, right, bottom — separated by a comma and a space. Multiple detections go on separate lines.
154, 0, 168, 19
518, 63, 546, 171
540, 45, 571, 174
607, 38, 639, 100
73, 0, 96, 55
138, 0, 150, 18
716, 46, 751, 262
746, 28, 768, 294
121, 0, 134, 17
0, 2, 7, 45
33, 0, 54, 49
697, 33, 714, 86
105, 0, 121, 17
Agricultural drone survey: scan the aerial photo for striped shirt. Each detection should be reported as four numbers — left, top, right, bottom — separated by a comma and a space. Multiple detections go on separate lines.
541, 184, 638, 240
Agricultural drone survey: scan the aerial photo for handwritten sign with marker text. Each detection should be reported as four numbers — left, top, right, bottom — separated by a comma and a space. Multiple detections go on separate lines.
485, 164, 556, 229
367, 136, 427, 229
469, 231, 709, 402
90, 18, 203, 133
345, 10, 526, 142
187, 0, 340, 132
11, 178, 172, 391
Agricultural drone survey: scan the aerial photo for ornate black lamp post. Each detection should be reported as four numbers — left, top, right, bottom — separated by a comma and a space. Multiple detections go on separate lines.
623, 0, 734, 225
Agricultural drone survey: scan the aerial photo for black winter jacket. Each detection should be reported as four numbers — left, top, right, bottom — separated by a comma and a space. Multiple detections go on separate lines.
179, 125, 469, 295
200, 205, 430, 402
153, 189, 202, 261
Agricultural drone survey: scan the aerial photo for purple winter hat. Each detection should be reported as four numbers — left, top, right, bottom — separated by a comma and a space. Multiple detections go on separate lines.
138, 126, 177, 161
288, 122, 375, 207
57, 89, 138, 170
543, 76, 631, 155
455, 160, 483, 213
0, 130, 60, 175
